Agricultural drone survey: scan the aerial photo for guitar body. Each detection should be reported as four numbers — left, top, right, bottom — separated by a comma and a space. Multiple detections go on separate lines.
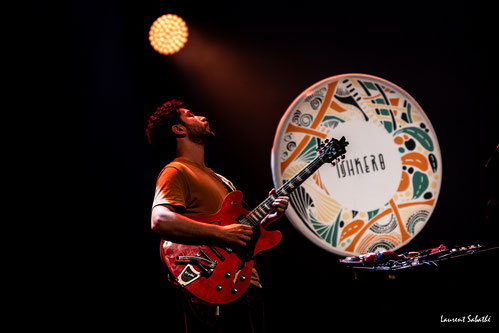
159, 136, 349, 305
160, 191, 282, 304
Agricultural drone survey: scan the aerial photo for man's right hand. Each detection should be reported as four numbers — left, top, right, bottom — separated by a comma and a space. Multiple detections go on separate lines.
151, 205, 254, 247
217, 224, 253, 247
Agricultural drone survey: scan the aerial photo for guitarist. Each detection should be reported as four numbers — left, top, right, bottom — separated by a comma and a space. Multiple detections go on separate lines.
146, 99, 289, 333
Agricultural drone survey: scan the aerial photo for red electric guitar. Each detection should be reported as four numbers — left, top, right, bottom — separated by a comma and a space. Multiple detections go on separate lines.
160, 136, 348, 304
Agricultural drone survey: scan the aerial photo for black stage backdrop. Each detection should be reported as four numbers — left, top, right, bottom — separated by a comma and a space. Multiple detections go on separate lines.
46, 1, 499, 331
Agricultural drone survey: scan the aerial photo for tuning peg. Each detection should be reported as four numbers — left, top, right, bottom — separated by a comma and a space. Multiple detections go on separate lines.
341, 155, 346, 159
331, 162, 336, 167
324, 139, 329, 143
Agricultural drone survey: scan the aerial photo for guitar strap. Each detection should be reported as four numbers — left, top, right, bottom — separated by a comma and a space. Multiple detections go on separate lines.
215, 173, 237, 192
215, 173, 252, 211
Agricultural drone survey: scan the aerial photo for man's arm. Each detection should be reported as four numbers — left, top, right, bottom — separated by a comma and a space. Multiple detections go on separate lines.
151, 205, 253, 247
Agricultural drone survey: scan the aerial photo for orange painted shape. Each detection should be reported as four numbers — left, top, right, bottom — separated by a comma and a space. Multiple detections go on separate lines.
389, 199, 411, 242
397, 171, 410, 192
280, 135, 311, 173
402, 152, 429, 171
389, 98, 399, 106
363, 93, 381, 100
313, 172, 330, 195
399, 199, 435, 209
340, 219, 364, 242
330, 100, 347, 113
394, 136, 404, 145
285, 123, 327, 139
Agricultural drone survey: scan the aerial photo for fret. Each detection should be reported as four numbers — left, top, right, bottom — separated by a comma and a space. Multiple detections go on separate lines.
246, 214, 258, 226
237, 213, 258, 227
247, 213, 259, 225
253, 210, 263, 219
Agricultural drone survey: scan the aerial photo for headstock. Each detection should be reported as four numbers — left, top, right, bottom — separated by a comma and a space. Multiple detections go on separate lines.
317, 136, 349, 166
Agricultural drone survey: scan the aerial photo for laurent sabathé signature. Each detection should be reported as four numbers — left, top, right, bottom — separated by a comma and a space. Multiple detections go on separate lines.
441, 315, 492, 323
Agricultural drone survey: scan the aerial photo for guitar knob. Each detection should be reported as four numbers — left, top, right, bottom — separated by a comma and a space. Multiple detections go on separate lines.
224, 272, 231, 279
216, 285, 223, 291
239, 275, 246, 282
231, 287, 238, 294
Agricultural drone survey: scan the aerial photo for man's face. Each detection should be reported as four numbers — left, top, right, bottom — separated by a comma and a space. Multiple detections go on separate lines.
178, 108, 215, 144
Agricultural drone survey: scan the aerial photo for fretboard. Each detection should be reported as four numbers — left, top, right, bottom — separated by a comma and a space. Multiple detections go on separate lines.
245, 154, 326, 226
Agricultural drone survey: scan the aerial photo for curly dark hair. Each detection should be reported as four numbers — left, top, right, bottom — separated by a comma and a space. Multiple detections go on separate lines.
146, 99, 185, 154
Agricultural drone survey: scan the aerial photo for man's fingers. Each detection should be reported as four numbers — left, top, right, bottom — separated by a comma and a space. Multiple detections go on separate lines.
273, 197, 289, 208
238, 225, 253, 235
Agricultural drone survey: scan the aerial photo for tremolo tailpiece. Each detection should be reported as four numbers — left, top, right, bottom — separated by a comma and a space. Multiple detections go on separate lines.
176, 249, 218, 276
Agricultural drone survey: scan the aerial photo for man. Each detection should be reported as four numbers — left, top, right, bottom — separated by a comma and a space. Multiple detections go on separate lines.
146, 100, 289, 333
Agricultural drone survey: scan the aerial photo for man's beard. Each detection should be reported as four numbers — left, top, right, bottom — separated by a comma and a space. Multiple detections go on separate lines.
186, 123, 215, 145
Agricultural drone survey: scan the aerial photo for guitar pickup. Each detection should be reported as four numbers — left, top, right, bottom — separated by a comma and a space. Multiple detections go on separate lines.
209, 246, 225, 262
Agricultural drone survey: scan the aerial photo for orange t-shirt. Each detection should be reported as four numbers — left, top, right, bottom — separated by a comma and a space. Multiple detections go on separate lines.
153, 157, 262, 288
153, 157, 230, 216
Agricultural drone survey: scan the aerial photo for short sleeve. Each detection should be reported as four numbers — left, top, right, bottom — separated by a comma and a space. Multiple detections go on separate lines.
153, 166, 188, 210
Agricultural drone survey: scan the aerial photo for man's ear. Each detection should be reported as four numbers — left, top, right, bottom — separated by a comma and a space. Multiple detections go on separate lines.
172, 124, 186, 136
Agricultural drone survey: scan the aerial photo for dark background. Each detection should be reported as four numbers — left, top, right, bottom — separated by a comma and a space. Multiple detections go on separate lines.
41, 0, 499, 330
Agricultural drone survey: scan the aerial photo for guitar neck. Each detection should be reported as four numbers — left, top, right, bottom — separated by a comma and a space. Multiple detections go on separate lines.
246, 154, 326, 225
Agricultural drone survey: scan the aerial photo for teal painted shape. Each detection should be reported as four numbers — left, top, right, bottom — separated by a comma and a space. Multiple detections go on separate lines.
383, 121, 393, 133
295, 138, 318, 163
322, 115, 345, 123
412, 171, 429, 199
368, 209, 379, 220
310, 209, 342, 247
363, 81, 377, 90
394, 127, 434, 152
406, 103, 413, 123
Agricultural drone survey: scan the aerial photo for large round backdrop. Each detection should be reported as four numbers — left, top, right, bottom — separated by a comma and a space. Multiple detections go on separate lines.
271, 74, 442, 256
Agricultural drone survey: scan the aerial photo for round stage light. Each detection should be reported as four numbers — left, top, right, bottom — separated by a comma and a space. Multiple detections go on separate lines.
149, 14, 188, 55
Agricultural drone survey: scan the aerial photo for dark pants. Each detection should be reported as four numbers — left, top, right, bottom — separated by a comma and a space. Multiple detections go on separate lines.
182, 285, 265, 333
